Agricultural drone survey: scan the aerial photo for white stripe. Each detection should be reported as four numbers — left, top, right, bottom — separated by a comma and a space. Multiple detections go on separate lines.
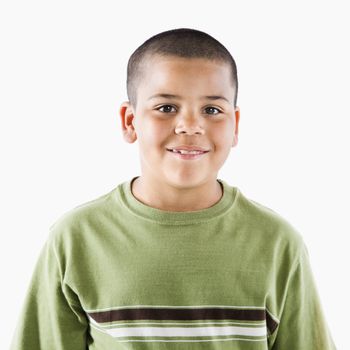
112, 337, 266, 343
90, 324, 266, 343
92, 320, 265, 329
105, 325, 267, 338
88, 316, 100, 326
85, 304, 266, 313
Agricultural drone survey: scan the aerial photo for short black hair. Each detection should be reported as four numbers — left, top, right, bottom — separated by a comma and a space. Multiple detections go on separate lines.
126, 28, 238, 108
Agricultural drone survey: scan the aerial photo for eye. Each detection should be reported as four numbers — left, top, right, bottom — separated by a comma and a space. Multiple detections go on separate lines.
155, 105, 222, 115
157, 105, 177, 113
205, 106, 222, 115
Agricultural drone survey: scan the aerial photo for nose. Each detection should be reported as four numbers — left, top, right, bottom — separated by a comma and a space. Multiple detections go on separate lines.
174, 113, 204, 135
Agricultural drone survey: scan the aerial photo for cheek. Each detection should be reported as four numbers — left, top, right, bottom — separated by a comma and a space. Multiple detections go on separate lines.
211, 123, 233, 149
138, 122, 169, 152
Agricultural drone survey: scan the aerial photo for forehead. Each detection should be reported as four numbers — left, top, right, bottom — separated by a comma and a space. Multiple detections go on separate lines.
138, 55, 234, 101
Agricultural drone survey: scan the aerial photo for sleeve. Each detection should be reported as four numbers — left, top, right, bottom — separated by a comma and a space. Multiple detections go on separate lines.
10, 234, 89, 350
269, 242, 337, 349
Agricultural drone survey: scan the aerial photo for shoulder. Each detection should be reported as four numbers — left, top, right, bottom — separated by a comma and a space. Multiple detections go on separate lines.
234, 187, 305, 260
47, 186, 117, 248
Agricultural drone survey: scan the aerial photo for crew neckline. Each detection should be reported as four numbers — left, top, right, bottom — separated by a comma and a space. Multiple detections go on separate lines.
116, 176, 239, 225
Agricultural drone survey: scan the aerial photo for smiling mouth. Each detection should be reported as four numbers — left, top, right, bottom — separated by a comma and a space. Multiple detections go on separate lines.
166, 148, 209, 160
166, 149, 209, 155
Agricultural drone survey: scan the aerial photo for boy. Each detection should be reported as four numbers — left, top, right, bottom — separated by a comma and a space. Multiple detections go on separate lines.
10, 28, 336, 349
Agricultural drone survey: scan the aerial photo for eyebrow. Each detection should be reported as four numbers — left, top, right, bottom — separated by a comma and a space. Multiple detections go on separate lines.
148, 93, 230, 103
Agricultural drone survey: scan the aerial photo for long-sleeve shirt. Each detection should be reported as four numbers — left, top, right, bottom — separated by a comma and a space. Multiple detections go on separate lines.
10, 177, 337, 349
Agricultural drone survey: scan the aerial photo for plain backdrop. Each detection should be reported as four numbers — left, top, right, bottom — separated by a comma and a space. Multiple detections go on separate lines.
1, 0, 348, 348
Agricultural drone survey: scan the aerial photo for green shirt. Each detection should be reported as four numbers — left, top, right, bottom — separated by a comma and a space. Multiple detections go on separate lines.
10, 177, 336, 349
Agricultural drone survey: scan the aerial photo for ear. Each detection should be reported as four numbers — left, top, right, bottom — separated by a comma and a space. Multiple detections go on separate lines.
232, 106, 240, 147
119, 101, 137, 143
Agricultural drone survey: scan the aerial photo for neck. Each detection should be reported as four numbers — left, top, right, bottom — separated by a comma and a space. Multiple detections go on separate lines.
131, 176, 223, 212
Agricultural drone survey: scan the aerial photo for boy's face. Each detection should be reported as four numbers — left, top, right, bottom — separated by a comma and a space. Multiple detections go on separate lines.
120, 55, 240, 190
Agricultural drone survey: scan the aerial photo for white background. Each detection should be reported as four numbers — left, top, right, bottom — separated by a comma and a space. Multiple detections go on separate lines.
1, 0, 348, 348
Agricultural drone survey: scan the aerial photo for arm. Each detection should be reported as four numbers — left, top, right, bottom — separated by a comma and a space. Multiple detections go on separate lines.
10, 235, 89, 350
268, 242, 336, 349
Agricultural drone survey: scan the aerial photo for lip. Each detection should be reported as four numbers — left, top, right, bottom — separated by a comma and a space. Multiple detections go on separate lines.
166, 145, 210, 152
166, 145, 210, 160
168, 151, 208, 160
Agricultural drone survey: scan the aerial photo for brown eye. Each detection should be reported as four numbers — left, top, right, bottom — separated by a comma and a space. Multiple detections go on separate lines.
205, 107, 221, 115
158, 105, 176, 113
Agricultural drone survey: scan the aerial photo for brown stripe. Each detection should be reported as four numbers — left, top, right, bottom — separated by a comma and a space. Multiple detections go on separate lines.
265, 310, 279, 335
88, 307, 279, 334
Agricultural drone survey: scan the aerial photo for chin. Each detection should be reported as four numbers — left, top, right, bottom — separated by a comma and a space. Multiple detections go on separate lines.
166, 172, 208, 189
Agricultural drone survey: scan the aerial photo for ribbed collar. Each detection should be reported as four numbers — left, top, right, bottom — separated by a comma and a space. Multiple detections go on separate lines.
115, 176, 239, 225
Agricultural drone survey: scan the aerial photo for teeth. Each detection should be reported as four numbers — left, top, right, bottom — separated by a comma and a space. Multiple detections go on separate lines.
173, 149, 203, 155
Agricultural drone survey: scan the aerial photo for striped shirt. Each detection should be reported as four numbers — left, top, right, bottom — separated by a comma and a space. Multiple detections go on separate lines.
10, 177, 336, 349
